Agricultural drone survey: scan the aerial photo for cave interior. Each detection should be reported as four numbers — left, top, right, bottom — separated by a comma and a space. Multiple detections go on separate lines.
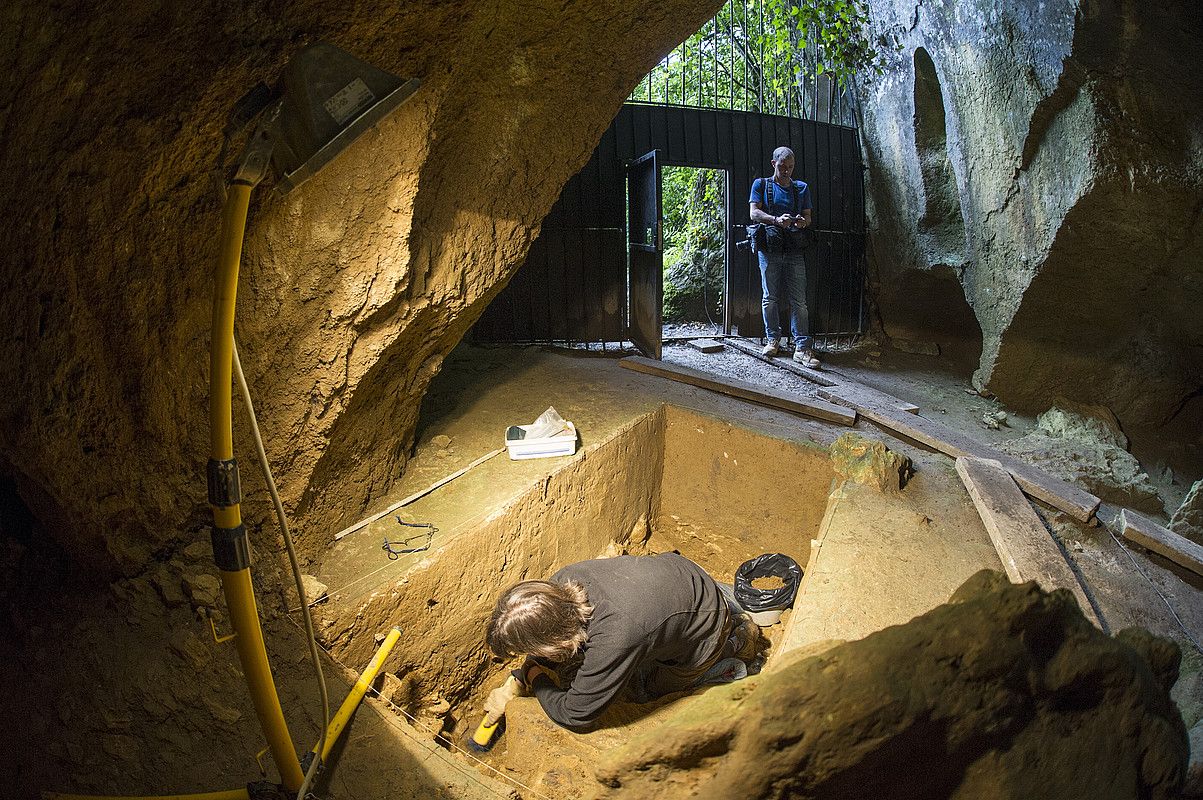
2, 1, 1203, 799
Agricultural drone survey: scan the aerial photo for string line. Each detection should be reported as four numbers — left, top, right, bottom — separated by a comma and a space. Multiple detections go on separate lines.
284, 615, 555, 800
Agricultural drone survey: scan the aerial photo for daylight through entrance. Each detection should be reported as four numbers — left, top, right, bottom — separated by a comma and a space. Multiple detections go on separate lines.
661, 166, 728, 338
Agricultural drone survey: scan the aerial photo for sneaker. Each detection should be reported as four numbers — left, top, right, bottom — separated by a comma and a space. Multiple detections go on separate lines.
699, 657, 749, 686
793, 349, 821, 369
761, 340, 779, 356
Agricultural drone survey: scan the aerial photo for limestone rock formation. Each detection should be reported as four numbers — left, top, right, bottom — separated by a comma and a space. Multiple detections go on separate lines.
858, 0, 1203, 436
592, 570, 1188, 800
1171, 480, 1203, 547
999, 404, 1163, 512
0, 0, 723, 576
829, 432, 911, 493
1037, 399, 1129, 450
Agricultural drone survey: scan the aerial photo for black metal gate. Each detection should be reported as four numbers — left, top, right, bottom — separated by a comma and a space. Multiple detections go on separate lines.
627, 150, 664, 358
473, 103, 865, 346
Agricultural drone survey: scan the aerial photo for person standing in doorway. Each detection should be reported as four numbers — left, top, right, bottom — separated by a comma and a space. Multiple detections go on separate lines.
749, 146, 819, 368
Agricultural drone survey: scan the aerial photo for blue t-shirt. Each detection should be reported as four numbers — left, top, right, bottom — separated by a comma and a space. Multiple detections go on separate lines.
749, 177, 811, 217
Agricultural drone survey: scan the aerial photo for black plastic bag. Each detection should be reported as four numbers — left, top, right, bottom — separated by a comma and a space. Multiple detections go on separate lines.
734, 553, 802, 612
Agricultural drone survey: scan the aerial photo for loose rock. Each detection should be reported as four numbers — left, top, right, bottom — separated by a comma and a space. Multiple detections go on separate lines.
1000, 405, 1162, 513
829, 432, 912, 493
1037, 401, 1128, 450
181, 573, 222, 610
285, 574, 329, 608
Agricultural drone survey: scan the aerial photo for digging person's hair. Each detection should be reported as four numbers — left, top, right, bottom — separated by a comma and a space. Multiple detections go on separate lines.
487, 579, 594, 661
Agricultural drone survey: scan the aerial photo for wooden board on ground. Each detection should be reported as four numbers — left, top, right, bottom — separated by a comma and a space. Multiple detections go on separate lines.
725, 338, 918, 412
821, 383, 920, 415
688, 338, 725, 353
619, 356, 856, 426
956, 456, 1101, 628
1121, 509, 1203, 577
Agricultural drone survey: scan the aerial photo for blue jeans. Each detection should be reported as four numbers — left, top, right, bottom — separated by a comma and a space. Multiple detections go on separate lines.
758, 247, 810, 349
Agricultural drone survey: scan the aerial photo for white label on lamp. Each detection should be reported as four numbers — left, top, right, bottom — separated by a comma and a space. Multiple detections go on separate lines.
324, 78, 376, 126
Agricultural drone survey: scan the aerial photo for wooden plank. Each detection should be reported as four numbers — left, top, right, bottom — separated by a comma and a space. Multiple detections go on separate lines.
1121, 509, 1203, 577
688, 338, 725, 353
957, 457, 1101, 628
619, 356, 856, 426
821, 383, 920, 414
725, 338, 919, 411
724, 337, 919, 412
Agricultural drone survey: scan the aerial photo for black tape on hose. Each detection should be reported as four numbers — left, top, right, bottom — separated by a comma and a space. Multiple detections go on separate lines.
734, 553, 803, 612
211, 524, 250, 571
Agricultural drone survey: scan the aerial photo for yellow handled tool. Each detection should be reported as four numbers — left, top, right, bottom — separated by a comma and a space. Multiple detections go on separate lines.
469, 674, 522, 752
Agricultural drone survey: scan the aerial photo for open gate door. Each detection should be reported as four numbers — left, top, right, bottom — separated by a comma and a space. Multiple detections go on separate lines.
627, 150, 663, 359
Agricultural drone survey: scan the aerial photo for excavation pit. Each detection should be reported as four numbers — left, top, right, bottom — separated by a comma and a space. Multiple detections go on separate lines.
306, 342, 1008, 800
313, 402, 832, 728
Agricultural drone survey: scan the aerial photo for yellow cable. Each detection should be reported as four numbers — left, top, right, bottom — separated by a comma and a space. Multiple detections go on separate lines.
232, 342, 330, 800
209, 183, 304, 792
210, 183, 250, 461
42, 789, 249, 800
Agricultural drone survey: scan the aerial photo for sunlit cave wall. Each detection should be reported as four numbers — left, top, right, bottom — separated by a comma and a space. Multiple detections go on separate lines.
0, 0, 723, 577
858, 0, 1203, 433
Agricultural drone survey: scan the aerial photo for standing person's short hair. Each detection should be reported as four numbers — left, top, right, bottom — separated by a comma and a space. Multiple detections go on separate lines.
487, 580, 593, 662
772, 146, 794, 162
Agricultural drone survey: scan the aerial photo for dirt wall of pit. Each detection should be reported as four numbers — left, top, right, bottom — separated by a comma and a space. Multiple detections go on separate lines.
661, 405, 833, 570
316, 410, 667, 707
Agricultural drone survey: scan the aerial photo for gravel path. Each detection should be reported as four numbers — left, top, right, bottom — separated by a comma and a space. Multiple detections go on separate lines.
659, 323, 830, 398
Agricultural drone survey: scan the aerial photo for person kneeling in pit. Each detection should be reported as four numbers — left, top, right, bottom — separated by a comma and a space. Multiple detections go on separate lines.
483, 552, 760, 732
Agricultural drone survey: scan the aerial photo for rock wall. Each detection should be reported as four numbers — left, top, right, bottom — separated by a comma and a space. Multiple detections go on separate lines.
858, 0, 1203, 432
0, 0, 721, 576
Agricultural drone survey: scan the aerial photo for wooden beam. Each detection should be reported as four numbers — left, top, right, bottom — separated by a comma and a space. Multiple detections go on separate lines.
820, 384, 920, 415
619, 356, 856, 426
724, 338, 918, 412
1121, 509, 1203, 577
957, 456, 1101, 628
688, 338, 725, 353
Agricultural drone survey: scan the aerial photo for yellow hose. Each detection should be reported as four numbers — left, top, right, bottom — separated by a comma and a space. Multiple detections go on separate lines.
43, 790, 249, 800
209, 182, 304, 792
210, 183, 250, 462
312, 628, 402, 764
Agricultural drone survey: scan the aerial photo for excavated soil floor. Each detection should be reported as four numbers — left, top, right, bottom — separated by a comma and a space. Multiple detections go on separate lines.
7, 339, 1203, 800
298, 339, 1203, 798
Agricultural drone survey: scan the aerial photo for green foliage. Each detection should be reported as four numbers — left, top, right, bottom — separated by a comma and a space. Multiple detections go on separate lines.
662, 167, 725, 323
630, 0, 900, 115
760, 0, 891, 85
